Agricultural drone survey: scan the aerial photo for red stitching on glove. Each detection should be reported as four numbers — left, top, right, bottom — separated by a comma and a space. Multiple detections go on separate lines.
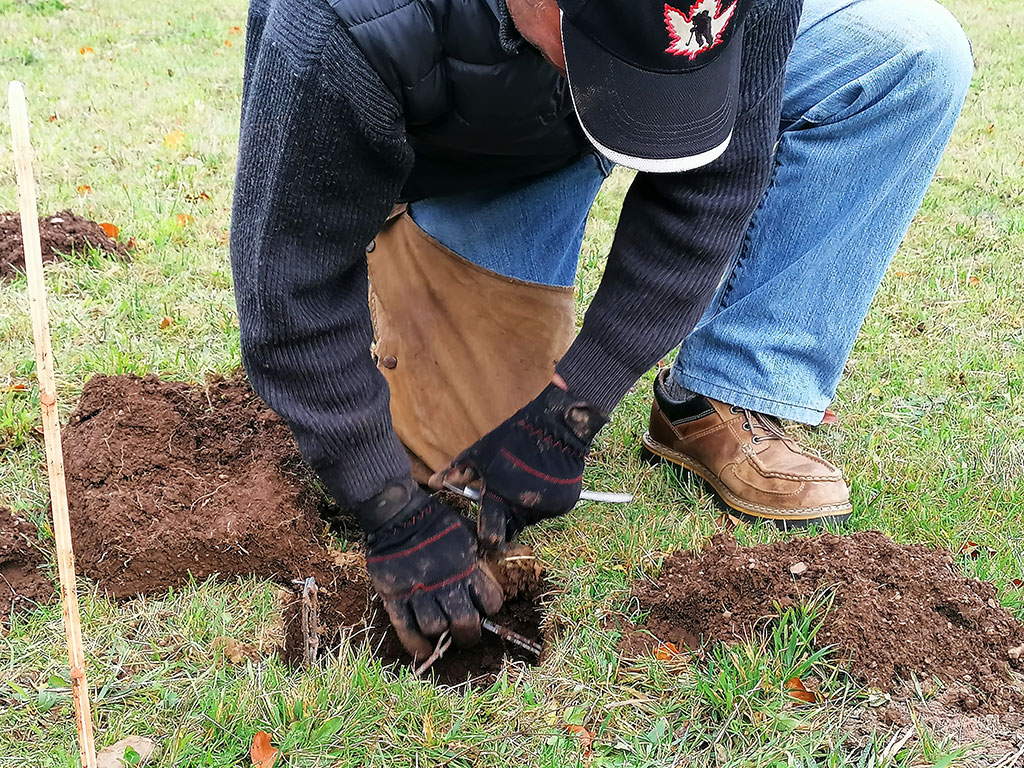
366, 521, 462, 564
500, 448, 583, 485
403, 563, 478, 597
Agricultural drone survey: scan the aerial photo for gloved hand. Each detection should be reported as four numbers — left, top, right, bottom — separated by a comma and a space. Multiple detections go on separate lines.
433, 382, 607, 549
357, 480, 503, 660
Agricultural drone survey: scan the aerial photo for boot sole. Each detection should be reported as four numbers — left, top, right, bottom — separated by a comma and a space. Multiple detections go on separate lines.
640, 432, 853, 530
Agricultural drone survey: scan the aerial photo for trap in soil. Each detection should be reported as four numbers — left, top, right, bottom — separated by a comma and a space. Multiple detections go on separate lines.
58, 373, 546, 683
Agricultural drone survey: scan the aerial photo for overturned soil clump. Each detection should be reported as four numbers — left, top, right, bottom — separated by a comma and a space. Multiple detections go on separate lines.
625, 532, 1024, 712
63, 373, 546, 682
1, 508, 52, 625
0, 210, 129, 279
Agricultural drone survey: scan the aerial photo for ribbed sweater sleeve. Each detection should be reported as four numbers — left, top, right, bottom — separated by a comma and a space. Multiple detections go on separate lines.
230, 0, 415, 507
556, 0, 803, 414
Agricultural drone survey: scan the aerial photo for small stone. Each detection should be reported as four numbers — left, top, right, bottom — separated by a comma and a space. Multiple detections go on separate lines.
1009, 645, 1024, 660
789, 562, 808, 576
722, 610, 732, 620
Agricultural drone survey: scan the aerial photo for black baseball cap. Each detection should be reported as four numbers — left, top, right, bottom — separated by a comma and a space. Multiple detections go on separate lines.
558, 0, 748, 173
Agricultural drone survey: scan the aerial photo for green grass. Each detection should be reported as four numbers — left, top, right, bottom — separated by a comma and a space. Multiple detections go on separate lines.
1, 0, 1023, 764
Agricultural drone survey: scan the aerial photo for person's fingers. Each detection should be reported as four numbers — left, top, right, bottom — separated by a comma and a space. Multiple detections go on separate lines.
381, 599, 433, 661
477, 492, 510, 549
439, 586, 483, 647
409, 591, 448, 638
469, 563, 505, 616
429, 463, 479, 492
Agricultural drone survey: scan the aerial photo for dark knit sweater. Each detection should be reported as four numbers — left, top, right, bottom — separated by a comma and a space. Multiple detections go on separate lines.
230, 0, 801, 508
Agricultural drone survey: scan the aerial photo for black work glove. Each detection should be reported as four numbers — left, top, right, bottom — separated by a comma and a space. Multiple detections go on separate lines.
357, 480, 503, 660
435, 383, 607, 549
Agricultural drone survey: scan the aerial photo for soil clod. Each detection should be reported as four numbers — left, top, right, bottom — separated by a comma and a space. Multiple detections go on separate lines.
0, 507, 51, 625
625, 532, 1024, 712
0, 210, 129, 279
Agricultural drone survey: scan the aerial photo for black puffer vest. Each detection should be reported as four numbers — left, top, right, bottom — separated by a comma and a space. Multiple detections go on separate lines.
329, 0, 590, 199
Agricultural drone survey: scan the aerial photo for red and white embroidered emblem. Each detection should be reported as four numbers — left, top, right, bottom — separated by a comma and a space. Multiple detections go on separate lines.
664, 0, 738, 60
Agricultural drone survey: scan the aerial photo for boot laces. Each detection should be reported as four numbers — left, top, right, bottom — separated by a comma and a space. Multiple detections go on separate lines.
730, 405, 790, 445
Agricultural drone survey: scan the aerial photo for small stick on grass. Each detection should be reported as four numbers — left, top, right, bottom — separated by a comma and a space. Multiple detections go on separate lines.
8, 80, 97, 768
292, 576, 319, 667
413, 631, 452, 678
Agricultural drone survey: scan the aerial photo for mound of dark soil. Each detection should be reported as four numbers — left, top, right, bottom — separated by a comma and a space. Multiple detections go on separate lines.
0, 508, 52, 625
625, 532, 1024, 712
62, 373, 546, 682
0, 209, 128, 279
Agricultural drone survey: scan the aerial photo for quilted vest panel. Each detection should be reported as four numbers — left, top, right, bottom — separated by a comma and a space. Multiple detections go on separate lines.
330, 0, 590, 198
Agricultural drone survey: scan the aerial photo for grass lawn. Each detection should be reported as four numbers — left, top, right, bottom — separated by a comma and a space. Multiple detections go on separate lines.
1, 0, 1022, 764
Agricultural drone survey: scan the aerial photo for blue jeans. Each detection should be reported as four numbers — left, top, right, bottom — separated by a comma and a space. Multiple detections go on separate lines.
409, 0, 973, 424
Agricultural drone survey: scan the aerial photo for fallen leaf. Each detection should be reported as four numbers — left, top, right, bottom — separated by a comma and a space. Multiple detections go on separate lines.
99, 222, 119, 238
79, 46, 94, 55
653, 642, 679, 661
1011, 578, 1023, 589
250, 731, 278, 768
894, 271, 911, 278
564, 724, 593, 758
127, 236, 138, 249
96, 736, 156, 767
821, 408, 838, 425
76, 184, 92, 196
175, 213, 194, 228
224, 39, 233, 47
1010, 645, 1024, 661
958, 541, 992, 560
186, 191, 211, 202
48, 114, 58, 122
163, 129, 186, 148
786, 676, 819, 704
228, 25, 242, 34
159, 316, 174, 330
968, 276, 980, 286
5, 382, 28, 392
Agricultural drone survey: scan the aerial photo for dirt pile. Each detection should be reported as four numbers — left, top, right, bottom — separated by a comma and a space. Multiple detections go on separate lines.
62, 373, 546, 682
0, 508, 52, 625
626, 532, 1024, 712
0, 210, 128, 279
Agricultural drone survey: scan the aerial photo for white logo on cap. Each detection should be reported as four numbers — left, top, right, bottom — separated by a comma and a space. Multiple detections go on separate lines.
664, 0, 737, 60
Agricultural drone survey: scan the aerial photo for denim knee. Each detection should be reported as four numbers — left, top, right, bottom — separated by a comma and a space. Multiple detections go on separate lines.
893, 0, 973, 111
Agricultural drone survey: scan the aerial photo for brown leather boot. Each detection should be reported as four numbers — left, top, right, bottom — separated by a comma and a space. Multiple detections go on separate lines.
641, 370, 852, 528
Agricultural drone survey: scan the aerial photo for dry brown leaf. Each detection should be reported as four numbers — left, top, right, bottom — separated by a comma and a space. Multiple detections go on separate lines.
228, 25, 242, 34
163, 129, 186, 148
99, 222, 119, 238
159, 316, 174, 330
564, 724, 594, 757
894, 271, 911, 278
653, 642, 679, 661
212, 636, 259, 664
785, 676, 819, 704
821, 408, 838, 425
250, 731, 279, 768
958, 541, 991, 560
76, 184, 92, 196
968, 276, 980, 286
79, 46, 94, 55
96, 736, 156, 767
224, 39, 233, 47
175, 213, 194, 228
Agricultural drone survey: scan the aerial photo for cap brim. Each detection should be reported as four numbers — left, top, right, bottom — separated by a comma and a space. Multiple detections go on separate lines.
561, 15, 741, 173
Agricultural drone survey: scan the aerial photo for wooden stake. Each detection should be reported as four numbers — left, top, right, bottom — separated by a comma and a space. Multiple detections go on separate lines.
8, 80, 97, 768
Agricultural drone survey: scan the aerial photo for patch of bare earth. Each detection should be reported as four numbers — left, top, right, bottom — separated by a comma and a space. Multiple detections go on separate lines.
624, 532, 1024, 714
